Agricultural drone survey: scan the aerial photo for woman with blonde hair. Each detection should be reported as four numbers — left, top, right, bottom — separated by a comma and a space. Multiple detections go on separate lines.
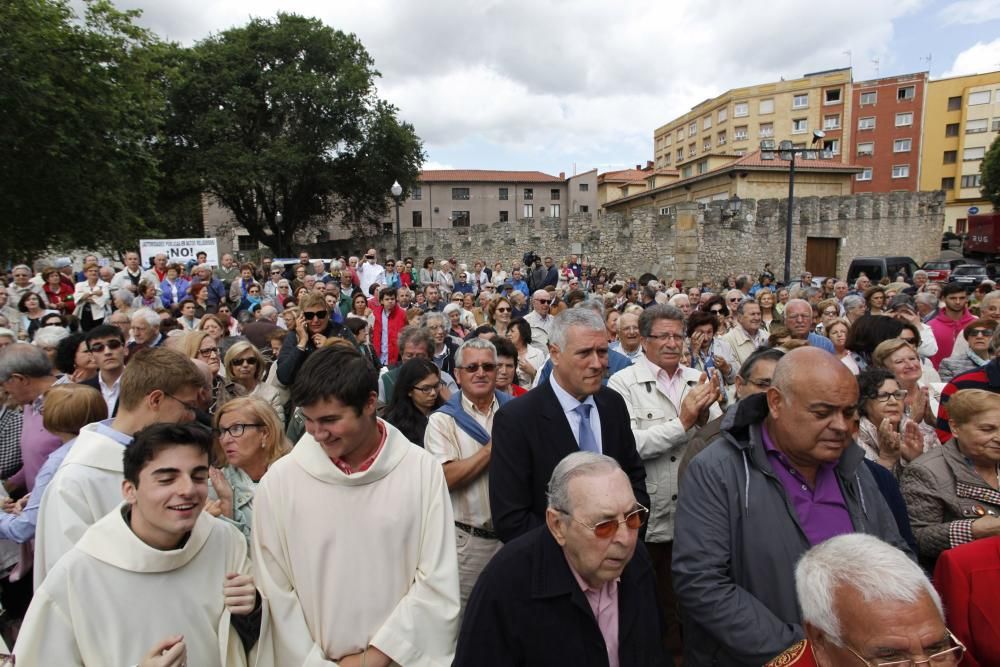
197, 313, 226, 343
208, 396, 290, 542
223, 341, 284, 422
873, 337, 937, 426
181, 330, 244, 413
487, 296, 514, 337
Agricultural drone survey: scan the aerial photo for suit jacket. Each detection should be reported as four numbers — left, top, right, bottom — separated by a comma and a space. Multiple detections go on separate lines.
933, 536, 1000, 667
454, 525, 667, 667
80, 376, 118, 417
489, 378, 649, 543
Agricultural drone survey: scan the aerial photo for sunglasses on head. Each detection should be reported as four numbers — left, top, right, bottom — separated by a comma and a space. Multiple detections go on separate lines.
87, 339, 124, 353
302, 311, 328, 320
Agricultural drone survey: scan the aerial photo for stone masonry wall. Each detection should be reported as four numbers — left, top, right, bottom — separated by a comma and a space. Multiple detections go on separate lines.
315, 191, 944, 286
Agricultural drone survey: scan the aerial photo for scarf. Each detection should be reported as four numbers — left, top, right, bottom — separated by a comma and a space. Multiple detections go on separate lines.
435, 390, 513, 444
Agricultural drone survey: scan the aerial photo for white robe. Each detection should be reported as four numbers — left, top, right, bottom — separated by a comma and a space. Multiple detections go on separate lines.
15, 505, 259, 667
34, 422, 131, 587
251, 420, 460, 666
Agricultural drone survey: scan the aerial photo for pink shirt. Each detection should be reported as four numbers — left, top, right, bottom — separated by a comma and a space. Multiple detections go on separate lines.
567, 557, 620, 667
644, 356, 686, 409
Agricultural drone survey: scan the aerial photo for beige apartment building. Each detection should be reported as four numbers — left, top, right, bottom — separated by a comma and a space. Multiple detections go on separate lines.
654, 68, 853, 171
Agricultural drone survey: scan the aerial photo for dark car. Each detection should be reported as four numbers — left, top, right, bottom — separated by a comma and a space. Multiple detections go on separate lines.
847, 256, 919, 285
948, 264, 999, 290
921, 258, 967, 283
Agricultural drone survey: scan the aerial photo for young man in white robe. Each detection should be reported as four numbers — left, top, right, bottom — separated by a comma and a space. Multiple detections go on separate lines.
252, 345, 460, 666
34, 347, 207, 587
14, 422, 265, 666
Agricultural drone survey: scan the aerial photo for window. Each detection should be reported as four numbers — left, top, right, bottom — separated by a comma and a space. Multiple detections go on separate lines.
451, 211, 470, 227
897, 86, 915, 101
823, 114, 840, 130
703, 116, 712, 130
759, 99, 774, 114
945, 123, 960, 137
411, 211, 422, 227
549, 204, 560, 217
688, 143, 696, 157
964, 146, 986, 161
681, 165, 693, 178
237, 235, 257, 251
759, 122, 774, 138
941, 177, 955, 190
522, 204, 533, 218
822, 139, 840, 155
578, 183, 589, 192
697, 160, 708, 174
718, 107, 728, 122
948, 96, 962, 111
664, 135, 672, 146
891, 164, 910, 178
993, 118, 1000, 132
943, 150, 957, 164
717, 130, 727, 145
676, 148, 684, 161
677, 129, 684, 141
969, 90, 991, 105
523, 188, 533, 200
452, 187, 470, 200
792, 118, 807, 134
412, 186, 422, 200
860, 91, 877, 105
550, 188, 560, 200
792, 94, 809, 109
857, 142, 874, 156
856, 168, 873, 181
579, 205, 589, 213
382, 223, 393, 234
498, 187, 508, 200
893, 138, 912, 152
499, 210, 508, 223
688, 122, 697, 137
966, 118, 989, 133
734, 125, 748, 140
961, 174, 982, 188
895, 112, 913, 126
734, 102, 749, 117
859, 116, 876, 130
703, 138, 711, 152
663, 155, 671, 165
825, 88, 842, 104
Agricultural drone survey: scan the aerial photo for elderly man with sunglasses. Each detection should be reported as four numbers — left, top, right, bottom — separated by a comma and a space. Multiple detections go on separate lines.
455, 452, 664, 666
524, 289, 555, 349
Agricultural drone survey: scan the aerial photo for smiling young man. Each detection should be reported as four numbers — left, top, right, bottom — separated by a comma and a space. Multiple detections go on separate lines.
35, 347, 207, 585
16, 423, 261, 666
252, 345, 460, 666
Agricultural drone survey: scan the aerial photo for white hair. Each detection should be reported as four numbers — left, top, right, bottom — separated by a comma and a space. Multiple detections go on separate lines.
795, 534, 941, 646
131, 307, 161, 328
546, 452, 622, 513
33, 325, 69, 349
668, 293, 689, 307
550, 308, 605, 350
0, 327, 15, 341
454, 337, 497, 369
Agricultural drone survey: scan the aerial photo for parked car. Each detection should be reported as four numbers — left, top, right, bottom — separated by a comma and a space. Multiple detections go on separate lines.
847, 256, 919, 285
921, 258, 968, 283
948, 264, 999, 290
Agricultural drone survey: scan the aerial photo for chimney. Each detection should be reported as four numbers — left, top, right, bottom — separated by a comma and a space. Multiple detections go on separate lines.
635, 164, 641, 170
559, 171, 565, 180
646, 160, 654, 169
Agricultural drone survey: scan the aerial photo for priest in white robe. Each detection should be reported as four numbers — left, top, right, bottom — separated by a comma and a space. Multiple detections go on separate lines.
252, 345, 460, 666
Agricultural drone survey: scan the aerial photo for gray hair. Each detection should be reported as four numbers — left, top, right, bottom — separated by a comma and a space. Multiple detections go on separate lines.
397, 326, 435, 356
734, 297, 760, 317
33, 326, 70, 349
725, 289, 743, 302
131, 307, 161, 328
796, 533, 942, 646
912, 270, 928, 280
271, 261, 284, 270
667, 293, 689, 308
0, 328, 15, 342
546, 452, 623, 513
11, 264, 30, 274
421, 311, 449, 329
550, 308, 605, 350
574, 298, 605, 316
842, 294, 866, 312
0, 342, 53, 382
914, 292, 938, 308
455, 338, 498, 368
980, 290, 1000, 309
638, 304, 684, 337
115, 290, 135, 308
259, 305, 278, 321
442, 303, 462, 317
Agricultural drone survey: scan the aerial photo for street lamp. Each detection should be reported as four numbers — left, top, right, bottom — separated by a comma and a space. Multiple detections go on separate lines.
390, 180, 403, 262
760, 129, 829, 284
275, 211, 283, 258
723, 194, 742, 218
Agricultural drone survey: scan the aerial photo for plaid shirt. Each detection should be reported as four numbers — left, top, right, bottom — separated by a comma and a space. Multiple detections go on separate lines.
0, 407, 23, 481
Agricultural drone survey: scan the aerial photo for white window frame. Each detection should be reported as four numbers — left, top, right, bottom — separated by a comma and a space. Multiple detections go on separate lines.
759, 123, 774, 138
734, 102, 749, 117
859, 116, 876, 130
792, 94, 809, 109
857, 142, 875, 156
893, 138, 912, 152
688, 122, 697, 137
791, 118, 808, 134
897, 86, 915, 101
702, 138, 711, 152
860, 91, 877, 105
717, 107, 728, 123
823, 114, 841, 130
895, 112, 913, 127
856, 168, 873, 181
734, 126, 748, 140
964, 146, 986, 161
891, 164, 910, 179
966, 118, 989, 134
823, 139, 840, 155
717, 131, 727, 145
523, 204, 533, 218
968, 90, 991, 106
549, 204, 560, 218
825, 88, 842, 104
703, 116, 712, 130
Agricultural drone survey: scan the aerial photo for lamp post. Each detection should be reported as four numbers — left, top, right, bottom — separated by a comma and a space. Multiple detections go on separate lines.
390, 180, 403, 262
275, 211, 283, 258
760, 130, 830, 284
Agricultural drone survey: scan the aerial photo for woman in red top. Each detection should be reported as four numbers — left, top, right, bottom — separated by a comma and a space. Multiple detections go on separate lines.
41, 267, 74, 314
492, 335, 527, 397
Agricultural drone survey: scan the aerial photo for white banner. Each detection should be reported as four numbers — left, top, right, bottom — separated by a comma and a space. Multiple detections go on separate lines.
140, 238, 219, 268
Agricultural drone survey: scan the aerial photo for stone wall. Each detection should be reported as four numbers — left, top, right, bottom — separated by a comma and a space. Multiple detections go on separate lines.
312, 191, 944, 285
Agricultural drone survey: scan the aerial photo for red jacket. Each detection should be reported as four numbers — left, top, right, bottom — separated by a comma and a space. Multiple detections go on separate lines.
934, 536, 1000, 667
371, 304, 408, 366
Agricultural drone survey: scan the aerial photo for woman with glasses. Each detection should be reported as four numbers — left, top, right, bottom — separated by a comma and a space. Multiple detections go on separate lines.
223, 341, 283, 422
815, 298, 841, 335
902, 388, 1000, 571
487, 296, 514, 337
856, 368, 932, 473
208, 396, 290, 543
939, 320, 997, 382
874, 337, 943, 432
382, 358, 443, 447
181, 330, 245, 414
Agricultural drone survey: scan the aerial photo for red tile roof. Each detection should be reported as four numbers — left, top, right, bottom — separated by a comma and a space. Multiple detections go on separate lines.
599, 168, 649, 183
733, 150, 862, 170
419, 169, 564, 183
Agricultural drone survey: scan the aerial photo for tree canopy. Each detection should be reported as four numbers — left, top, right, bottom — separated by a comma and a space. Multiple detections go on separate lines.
981, 134, 1000, 211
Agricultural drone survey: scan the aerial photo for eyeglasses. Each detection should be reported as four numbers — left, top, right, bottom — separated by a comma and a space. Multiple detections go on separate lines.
232, 358, 258, 367
645, 332, 685, 343
164, 393, 198, 414
968, 328, 993, 337
412, 383, 440, 394
822, 309, 839, 317
727, 297, 741, 303
709, 308, 724, 314
87, 339, 124, 353
559, 505, 649, 540
841, 629, 965, 666
873, 389, 908, 403
458, 362, 498, 374
746, 378, 772, 388
198, 347, 219, 358
786, 313, 812, 321
495, 307, 511, 313
216, 422, 263, 438
535, 299, 551, 304
271, 270, 282, 275
302, 311, 328, 320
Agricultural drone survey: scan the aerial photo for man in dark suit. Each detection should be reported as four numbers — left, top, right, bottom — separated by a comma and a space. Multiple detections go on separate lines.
490, 308, 648, 543
81, 324, 127, 416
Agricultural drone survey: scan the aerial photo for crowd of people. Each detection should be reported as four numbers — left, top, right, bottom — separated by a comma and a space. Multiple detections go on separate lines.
0, 248, 997, 666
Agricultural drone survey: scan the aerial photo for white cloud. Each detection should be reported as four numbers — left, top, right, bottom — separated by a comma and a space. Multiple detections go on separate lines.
938, 0, 1000, 25
942, 38, 1000, 77
421, 160, 456, 170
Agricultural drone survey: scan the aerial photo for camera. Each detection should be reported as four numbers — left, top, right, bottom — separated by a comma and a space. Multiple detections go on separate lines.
523, 251, 540, 267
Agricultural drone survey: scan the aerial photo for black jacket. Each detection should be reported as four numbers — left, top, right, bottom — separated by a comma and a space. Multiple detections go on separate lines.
454, 525, 667, 667
489, 379, 649, 543
275, 321, 357, 386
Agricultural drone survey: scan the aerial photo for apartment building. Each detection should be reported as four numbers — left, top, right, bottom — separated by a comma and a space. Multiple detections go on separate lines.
850, 72, 928, 194
920, 71, 1000, 232
653, 68, 852, 171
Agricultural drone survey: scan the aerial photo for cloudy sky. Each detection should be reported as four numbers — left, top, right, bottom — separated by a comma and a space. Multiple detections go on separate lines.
103, 0, 1000, 175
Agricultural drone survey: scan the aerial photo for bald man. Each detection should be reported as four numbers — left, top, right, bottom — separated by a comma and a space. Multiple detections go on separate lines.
672, 347, 910, 666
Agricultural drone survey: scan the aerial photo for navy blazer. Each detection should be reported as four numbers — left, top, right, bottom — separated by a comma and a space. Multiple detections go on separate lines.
489, 378, 649, 543
80, 375, 118, 417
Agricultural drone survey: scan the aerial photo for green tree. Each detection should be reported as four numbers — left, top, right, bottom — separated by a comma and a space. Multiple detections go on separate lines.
981, 134, 1000, 211
0, 0, 169, 262
163, 13, 424, 256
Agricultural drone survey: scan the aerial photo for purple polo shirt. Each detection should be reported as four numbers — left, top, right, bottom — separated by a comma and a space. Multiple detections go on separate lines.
761, 423, 854, 546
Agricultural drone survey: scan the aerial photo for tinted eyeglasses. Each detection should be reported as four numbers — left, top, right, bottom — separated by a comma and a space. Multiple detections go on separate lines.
302, 311, 328, 320
495, 306, 511, 313
232, 358, 258, 367
458, 362, 498, 374
198, 346, 220, 358
560, 505, 649, 540
88, 339, 124, 353
709, 308, 724, 314
968, 328, 994, 337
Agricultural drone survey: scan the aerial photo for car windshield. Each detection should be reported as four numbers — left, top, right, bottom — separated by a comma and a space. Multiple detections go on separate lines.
924, 262, 949, 270
955, 266, 985, 276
